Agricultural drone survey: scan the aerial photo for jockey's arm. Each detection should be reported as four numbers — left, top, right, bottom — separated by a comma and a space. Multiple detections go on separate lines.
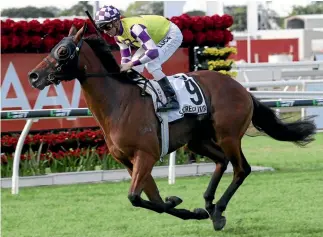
130, 24, 159, 66
115, 37, 132, 65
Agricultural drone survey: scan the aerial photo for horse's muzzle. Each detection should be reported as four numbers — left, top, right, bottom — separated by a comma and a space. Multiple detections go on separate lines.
28, 71, 47, 90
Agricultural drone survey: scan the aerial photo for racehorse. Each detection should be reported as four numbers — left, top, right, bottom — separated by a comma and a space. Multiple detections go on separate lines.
27, 25, 316, 231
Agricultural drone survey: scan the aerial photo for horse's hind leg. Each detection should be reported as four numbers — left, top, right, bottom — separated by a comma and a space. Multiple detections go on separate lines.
187, 139, 229, 215
212, 137, 251, 230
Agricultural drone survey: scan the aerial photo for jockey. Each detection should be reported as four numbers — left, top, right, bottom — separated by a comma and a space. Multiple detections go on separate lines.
94, 5, 183, 111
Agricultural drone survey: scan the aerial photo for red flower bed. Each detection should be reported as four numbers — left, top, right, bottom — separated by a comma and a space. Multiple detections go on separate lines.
0, 129, 115, 177
1, 14, 233, 53
0, 129, 109, 161
0, 128, 206, 178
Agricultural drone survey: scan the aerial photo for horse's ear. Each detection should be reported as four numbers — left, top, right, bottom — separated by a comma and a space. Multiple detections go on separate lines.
68, 25, 77, 36
73, 26, 84, 44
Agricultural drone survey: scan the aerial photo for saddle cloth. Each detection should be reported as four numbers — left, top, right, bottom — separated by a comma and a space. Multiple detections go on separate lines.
133, 73, 208, 158
134, 73, 208, 123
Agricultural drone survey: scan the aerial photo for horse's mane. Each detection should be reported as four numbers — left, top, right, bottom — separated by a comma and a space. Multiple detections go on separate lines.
83, 35, 121, 73
83, 34, 140, 84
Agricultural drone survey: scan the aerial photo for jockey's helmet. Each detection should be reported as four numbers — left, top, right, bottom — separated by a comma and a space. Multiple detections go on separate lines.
95, 5, 121, 30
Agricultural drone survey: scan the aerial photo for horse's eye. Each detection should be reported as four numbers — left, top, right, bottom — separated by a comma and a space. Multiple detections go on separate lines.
58, 46, 68, 58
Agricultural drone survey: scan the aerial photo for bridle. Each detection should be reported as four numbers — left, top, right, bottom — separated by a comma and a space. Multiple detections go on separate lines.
42, 35, 85, 86
41, 23, 143, 86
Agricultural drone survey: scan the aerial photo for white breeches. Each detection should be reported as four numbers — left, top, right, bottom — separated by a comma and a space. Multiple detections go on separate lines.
132, 22, 183, 80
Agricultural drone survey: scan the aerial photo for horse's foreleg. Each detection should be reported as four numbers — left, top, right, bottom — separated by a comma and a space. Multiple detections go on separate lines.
144, 174, 209, 220
127, 150, 208, 220
122, 159, 164, 204
127, 150, 181, 213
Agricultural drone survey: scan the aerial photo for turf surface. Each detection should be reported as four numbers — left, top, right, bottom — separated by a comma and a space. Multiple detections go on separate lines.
2, 134, 323, 237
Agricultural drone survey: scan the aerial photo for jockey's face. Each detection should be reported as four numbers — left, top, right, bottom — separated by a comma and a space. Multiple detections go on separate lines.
103, 20, 120, 37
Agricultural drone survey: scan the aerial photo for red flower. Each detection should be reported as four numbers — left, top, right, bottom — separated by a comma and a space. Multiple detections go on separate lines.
11, 35, 21, 49
182, 29, 194, 44
1, 154, 8, 164
206, 30, 215, 43
51, 19, 65, 33
63, 19, 73, 33
51, 152, 60, 159
12, 21, 29, 34
20, 35, 31, 49
42, 19, 56, 34
20, 154, 28, 161
213, 30, 224, 43
2, 19, 15, 35
40, 154, 48, 160
86, 19, 96, 34
170, 16, 183, 30
1, 13, 235, 52
72, 18, 85, 29
1, 135, 18, 147
191, 16, 205, 32
43, 35, 57, 52
1, 36, 10, 51
203, 16, 214, 30
211, 14, 223, 29
179, 14, 192, 29
24, 134, 32, 144
223, 29, 234, 44
221, 14, 234, 28
28, 20, 42, 33
195, 32, 206, 46
30, 36, 42, 49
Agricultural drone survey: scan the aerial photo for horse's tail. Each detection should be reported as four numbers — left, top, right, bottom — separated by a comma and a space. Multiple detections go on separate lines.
250, 94, 317, 146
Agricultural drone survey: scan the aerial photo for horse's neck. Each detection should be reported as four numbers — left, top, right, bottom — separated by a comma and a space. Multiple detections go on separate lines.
78, 42, 136, 133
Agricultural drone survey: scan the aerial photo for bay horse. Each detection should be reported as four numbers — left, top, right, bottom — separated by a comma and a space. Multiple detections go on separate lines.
28, 25, 316, 231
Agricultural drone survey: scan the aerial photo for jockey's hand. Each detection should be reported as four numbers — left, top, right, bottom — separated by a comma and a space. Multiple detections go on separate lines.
120, 62, 133, 72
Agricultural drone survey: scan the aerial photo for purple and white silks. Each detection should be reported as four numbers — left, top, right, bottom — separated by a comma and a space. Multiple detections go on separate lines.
115, 24, 159, 66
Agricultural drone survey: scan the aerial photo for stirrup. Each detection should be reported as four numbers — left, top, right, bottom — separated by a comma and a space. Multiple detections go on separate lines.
158, 97, 180, 112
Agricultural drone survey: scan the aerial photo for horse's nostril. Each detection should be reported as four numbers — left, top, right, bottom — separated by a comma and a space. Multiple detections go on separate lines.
29, 72, 39, 81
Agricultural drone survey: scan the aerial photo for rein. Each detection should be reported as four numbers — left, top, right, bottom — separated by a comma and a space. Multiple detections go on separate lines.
44, 12, 145, 86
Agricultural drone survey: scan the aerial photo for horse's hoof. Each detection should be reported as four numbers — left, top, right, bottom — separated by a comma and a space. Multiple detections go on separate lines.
165, 196, 183, 207
212, 215, 226, 231
193, 208, 209, 220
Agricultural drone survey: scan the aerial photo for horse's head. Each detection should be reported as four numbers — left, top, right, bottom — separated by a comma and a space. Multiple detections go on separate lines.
28, 25, 87, 90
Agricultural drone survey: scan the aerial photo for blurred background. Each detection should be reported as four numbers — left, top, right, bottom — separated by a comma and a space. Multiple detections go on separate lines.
1, 0, 323, 61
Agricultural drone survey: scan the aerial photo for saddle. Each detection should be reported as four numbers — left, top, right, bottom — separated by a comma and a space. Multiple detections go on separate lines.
126, 70, 208, 158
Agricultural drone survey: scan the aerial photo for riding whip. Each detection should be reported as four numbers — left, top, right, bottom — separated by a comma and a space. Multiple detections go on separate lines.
84, 10, 144, 79
85, 10, 103, 38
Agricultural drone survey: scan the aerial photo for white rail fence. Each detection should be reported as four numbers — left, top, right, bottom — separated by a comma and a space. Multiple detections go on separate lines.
232, 61, 323, 92
2, 96, 323, 195
233, 61, 323, 127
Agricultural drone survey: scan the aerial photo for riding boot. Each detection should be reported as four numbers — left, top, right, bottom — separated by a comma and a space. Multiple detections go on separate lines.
156, 76, 180, 112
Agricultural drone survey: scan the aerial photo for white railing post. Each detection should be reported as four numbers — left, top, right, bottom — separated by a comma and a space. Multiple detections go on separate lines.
168, 151, 176, 184
301, 81, 306, 119
12, 119, 34, 195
